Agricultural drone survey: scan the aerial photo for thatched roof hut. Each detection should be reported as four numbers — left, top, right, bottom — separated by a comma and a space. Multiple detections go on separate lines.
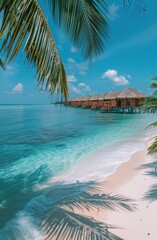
89, 94, 101, 101
97, 93, 108, 100
66, 88, 146, 110
117, 88, 145, 99
105, 91, 122, 100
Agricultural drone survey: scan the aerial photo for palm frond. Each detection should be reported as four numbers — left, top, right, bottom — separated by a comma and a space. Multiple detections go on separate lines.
148, 137, 157, 154
49, 0, 109, 61
150, 83, 157, 89
146, 121, 157, 129
151, 76, 157, 81
149, 77, 157, 96
142, 96, 157, 114
0, 0, 68, 99
42, 207, 123, 240
0, 57, 5, 69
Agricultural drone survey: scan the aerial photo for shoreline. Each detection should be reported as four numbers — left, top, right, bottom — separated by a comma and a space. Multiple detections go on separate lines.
36, 134, 157, 239
88, 145, 157, 239
39, 141, 147, 191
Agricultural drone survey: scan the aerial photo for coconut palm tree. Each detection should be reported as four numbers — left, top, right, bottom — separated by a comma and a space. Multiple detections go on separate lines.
0, 0, 150, 98
0, 1, 148, 239
0, 0, 109, 100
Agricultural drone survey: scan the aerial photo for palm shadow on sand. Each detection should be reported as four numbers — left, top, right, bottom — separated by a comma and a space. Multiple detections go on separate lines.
0, 181, 136, 240
39, 181, 136, 240
141, 161, 157, 201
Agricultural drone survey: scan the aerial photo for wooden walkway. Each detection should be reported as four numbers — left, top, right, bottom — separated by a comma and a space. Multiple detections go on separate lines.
65, 105, 142, 114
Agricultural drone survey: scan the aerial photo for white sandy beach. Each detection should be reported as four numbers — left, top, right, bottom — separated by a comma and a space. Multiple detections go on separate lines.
40, 137, 157, 240
82, 142, 157, 240
100, 150, 157, 240
71, 136, 157, 240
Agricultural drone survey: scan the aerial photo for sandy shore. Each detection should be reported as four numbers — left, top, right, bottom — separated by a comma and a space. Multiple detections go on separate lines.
94, 149, 157, 240
41, 138, 157, 240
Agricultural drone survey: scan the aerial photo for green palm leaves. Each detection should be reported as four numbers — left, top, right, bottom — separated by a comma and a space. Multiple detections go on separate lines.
143, 97, 157, 114
0, 0, 109, 100
49, 0, 109, 61
143, 77, 157, 154
0, 0, 68, 99
0, 57, 5, 69
41, 183, 136, 240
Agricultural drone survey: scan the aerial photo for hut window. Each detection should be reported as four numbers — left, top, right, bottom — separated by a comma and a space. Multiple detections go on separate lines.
126, 98, 131, 106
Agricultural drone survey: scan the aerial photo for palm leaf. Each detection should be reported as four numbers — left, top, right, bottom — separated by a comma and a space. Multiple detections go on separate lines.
49, 0, 109, 61
146, 121, 157, 129
142, 96, 157, 114
148, 137, 157, 154
149, 77, 157, 96
42, 207, 123, 240
0, 0, 68, 100
0, 57, 5, 69
150, 82, 157, 89
143, 96, 157, 153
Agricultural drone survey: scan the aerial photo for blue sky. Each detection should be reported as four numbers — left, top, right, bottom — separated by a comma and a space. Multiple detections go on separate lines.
1, 1, 157, 104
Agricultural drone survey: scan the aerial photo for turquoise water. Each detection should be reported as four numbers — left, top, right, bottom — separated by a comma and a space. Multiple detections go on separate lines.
0, 104, 156, 239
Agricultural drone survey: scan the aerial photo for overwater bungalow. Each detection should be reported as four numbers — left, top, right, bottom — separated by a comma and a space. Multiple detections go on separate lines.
88, 94, 101, 108
81, 96, 92, 108
97, 93, 108, 108
66, 88, 146, 113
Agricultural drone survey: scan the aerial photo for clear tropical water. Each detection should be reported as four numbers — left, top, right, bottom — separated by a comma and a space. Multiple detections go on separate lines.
0, 104, 156, 239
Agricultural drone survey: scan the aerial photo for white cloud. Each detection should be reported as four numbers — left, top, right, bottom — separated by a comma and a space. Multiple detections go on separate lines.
67, 74, 77, 82
66, 59, 89, 76
79, 82, 91, 92
3, 63, 19, 76
70, 85, 81, 94
67, 57, 76, 63
108, 4, 119, 21
79, 83, 86, 87
12, 83, 23, 94
70, 46, 78, 53
102, 69, 118, 79
85, 85, 91, 92
102, 69, 130, 86
69, 82, 92, 96
113, 76, 129, 85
